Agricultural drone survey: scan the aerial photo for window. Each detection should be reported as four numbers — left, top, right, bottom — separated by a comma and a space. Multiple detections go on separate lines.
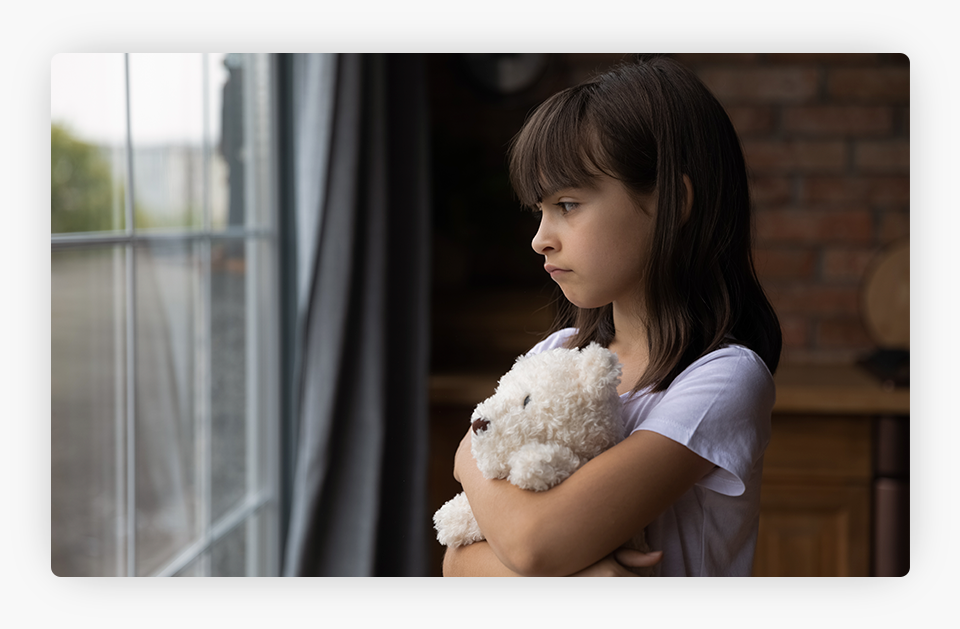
51, 53, 280, 576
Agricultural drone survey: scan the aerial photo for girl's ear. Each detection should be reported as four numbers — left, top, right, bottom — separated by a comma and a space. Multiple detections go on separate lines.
681, 174, 694, 224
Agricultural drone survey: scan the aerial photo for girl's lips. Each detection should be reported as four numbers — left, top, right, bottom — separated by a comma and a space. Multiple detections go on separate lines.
544, 264, 570, 277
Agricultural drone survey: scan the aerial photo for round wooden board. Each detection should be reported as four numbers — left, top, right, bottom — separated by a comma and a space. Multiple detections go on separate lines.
861, 240, 909, 349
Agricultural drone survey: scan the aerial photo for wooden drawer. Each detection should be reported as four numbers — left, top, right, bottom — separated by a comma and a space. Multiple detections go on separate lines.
754, 481, 871, 576
754, 414, 873, 576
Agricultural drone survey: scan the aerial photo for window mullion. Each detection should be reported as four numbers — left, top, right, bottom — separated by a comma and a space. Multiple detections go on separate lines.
243, 53, 261, 578
197, 52, 213, 576
113, 246, 125, 577
196, 237, 212, 577
122, 52, 138, 578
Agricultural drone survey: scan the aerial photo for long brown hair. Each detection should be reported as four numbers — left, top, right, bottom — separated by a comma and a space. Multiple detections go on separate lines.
509, 55, 781, 392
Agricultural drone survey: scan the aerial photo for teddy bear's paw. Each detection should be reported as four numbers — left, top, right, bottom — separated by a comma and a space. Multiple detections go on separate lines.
507, 443, 581, 492
433, 492, 485, 547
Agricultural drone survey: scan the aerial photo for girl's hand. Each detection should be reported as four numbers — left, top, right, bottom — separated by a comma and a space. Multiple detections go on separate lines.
615, 548, 663, 570
569, 549, 662, 577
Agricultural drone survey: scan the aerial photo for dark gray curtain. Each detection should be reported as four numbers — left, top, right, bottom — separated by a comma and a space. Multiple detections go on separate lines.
282, 53, 431, 576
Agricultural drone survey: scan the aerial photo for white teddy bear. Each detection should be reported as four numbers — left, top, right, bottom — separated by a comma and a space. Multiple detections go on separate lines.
433, 342, 651, 574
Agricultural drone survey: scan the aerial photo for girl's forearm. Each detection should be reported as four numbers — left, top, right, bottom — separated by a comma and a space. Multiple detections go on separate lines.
456, 428, 715, 576
456, 455, 582, 575
442, 541, 523, 576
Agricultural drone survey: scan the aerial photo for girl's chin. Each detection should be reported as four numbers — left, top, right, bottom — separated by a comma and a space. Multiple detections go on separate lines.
561, 292, 607, 310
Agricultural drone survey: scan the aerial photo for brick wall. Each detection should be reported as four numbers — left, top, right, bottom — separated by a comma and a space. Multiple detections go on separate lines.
428, 53, 910, 366
565, 54, 911, 363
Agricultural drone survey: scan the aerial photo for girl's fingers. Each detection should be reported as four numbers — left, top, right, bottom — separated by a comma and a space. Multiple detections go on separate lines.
614, 548, 663, 568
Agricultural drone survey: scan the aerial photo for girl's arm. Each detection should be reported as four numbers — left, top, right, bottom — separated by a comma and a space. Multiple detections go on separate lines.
453, 427, 715, 576
443, 541, 522, 576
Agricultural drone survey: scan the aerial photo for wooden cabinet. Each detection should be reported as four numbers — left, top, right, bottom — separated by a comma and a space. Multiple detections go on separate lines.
753, 365, 910, 577
752, 415, 872, 576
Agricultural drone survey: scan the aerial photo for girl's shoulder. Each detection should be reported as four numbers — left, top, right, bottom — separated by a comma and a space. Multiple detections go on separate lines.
682, 342, 775, 390
638, 343, 776, 431
653, 342, 775, 409
622, 341, 775, 409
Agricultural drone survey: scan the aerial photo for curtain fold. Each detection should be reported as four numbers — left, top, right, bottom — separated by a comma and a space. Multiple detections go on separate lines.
283, 53, 431, 576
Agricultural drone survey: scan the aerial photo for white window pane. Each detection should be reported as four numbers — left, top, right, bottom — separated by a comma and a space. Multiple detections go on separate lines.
248, 237, 280, 504
172, 554, 205, 576
51, 247, 126, 576
135, 242, 201, 576
211, 53, 244, 231
210, 520, 247, 576
239, 54, 276, 232
51, 53, 128, 234
250, 506, 278, 576
128, 54, 205, 230
211, 240, 247, 522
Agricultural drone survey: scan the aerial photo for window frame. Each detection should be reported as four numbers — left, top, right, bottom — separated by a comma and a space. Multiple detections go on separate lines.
50, 53, 282, 577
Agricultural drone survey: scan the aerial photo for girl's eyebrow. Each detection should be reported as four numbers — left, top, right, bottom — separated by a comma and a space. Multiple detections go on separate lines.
543, 186, 593, 199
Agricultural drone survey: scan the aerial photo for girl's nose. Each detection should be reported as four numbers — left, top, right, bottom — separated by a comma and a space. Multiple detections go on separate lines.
531, 216, 556, 255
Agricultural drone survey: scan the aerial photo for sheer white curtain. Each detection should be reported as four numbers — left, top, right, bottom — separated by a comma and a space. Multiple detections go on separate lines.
282, 53, 431, 576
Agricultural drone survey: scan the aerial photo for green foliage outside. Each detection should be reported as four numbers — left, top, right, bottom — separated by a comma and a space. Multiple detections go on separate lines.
52, 123, 202, 234
51, 123, 123, 234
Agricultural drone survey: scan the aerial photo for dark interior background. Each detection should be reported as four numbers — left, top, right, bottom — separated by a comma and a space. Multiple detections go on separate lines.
423, 53, 909, 575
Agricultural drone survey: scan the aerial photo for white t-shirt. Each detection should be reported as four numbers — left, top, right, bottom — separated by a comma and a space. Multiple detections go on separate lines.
527, 328, 775, 576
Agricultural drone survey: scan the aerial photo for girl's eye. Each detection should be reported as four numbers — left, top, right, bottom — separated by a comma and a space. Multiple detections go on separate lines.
555, 202, 578, 215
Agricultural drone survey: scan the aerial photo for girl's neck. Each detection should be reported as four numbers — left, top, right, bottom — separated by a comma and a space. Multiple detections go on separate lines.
608, 299, 649, 394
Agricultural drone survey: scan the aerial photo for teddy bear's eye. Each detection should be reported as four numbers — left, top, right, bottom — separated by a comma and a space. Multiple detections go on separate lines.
523, 395, 531, 407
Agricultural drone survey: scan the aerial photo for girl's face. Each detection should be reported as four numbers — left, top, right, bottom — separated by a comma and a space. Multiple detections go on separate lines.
532, 174, 656, 312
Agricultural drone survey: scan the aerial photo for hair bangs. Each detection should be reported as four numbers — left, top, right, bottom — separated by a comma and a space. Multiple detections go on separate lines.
508, 86, 610, 209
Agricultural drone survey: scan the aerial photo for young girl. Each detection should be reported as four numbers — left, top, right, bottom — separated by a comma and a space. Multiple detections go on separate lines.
443, 55, 782, 577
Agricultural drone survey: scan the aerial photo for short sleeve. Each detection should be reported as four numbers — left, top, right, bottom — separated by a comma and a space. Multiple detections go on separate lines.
630, 347, 775, 496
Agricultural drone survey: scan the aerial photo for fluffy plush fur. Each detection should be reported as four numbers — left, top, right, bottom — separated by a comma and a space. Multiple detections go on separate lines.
433, 342, 651, 575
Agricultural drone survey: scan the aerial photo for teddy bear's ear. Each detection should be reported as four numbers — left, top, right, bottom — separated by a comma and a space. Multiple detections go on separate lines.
577, 342, 622, 390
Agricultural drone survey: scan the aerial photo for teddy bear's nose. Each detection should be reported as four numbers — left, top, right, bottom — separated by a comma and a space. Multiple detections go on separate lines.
472, 418, 490, 434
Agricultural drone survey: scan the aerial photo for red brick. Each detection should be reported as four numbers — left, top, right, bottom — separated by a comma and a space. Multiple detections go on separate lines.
754, 247, 818, 281
800, 176, 910, 205
818, 317, 874, 348
755, 208, 874, 244
827, 68, 910, 102
765, 53, 880, 66
767, 284, 860, 316
743, 140, 847, 173
699, 68, 820, 103
855, 140, 910, 173
782, 106, 894, 136
821, 247, 881, 282
750, 176, 793, 205
725, 105, 776, 136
